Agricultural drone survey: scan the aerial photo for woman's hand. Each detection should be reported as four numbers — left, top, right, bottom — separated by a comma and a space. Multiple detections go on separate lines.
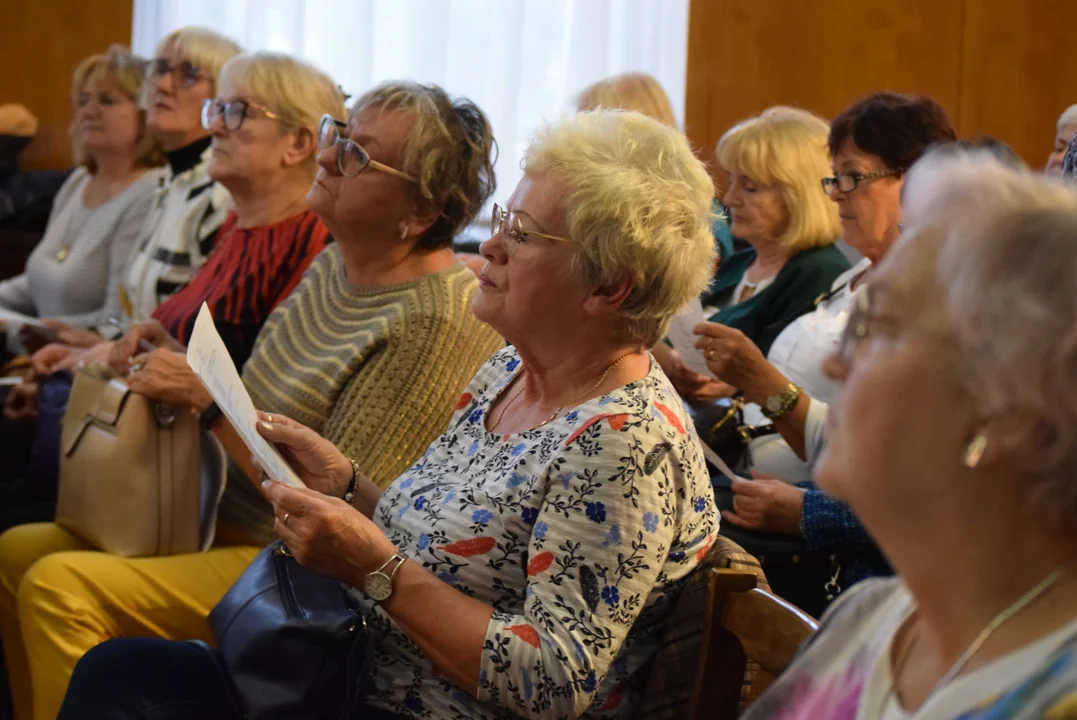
256, 412, 353, 498
125, 349, 212, 410
30, 343, 77, 377
109, 321, 182, 376
722, 473, 806, 534
692, 322, 769, 390
261, 480, 397, 587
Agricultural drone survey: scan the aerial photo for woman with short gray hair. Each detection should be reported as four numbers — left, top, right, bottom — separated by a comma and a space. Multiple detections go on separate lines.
61, 109, 719, 720
741, 155, 1077, 718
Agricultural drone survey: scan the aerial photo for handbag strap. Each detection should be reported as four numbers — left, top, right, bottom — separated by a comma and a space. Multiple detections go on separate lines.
339, 616, 375, 719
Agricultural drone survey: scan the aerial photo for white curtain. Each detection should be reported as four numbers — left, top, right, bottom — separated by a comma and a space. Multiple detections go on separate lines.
131, 0, 689, 225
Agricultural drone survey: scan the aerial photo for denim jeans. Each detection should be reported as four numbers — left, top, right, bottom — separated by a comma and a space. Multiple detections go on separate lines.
59, 638, 405, 720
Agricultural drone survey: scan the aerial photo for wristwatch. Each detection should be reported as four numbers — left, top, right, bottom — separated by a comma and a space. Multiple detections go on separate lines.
364, 553, 408, 602
199, 401, 224, 431
761, 382, 802, 420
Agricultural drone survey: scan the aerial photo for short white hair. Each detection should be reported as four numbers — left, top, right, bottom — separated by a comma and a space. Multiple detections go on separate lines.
524, 110, 716, 346
1059, 104, 1077, 132
901, 151, 1077, 532
153, 26, 242, 94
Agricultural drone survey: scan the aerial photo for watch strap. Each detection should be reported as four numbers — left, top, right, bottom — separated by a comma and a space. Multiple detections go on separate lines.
199, 401, 223, 431
343, 458, 360, 504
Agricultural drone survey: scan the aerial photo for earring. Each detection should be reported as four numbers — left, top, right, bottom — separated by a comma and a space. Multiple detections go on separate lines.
963, 434, 988, 468
399, 225, 408, 240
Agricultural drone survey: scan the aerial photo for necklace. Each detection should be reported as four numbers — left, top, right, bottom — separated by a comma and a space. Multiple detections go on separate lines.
885, 563, 1071, 715
490, 351, 636, 433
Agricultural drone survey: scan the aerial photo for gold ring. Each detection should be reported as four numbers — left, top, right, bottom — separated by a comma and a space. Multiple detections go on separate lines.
282, 512, 290, 525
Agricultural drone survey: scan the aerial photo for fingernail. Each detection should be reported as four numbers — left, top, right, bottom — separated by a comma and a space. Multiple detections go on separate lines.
258, 421, 271, 432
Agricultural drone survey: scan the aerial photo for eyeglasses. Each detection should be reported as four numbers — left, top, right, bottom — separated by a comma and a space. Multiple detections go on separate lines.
146, 58, 207, 89
316, 114, 416, 183
490, 203, 574, 256
201, 98, 281, 132
821, 168, 903, 194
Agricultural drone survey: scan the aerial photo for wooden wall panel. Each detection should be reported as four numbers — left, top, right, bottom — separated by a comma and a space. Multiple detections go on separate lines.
0, 0, 134, 171
957, 0, 1077, 169
685, 0, 1074, 178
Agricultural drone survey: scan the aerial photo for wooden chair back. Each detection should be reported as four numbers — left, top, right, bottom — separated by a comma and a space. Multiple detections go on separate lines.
690, 568, 819, 719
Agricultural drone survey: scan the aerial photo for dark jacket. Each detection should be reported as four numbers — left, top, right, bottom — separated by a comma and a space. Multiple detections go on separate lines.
702, 243, 851, 356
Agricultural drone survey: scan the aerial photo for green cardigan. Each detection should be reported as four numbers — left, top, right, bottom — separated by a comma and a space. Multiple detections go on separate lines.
701, 244, 851, 356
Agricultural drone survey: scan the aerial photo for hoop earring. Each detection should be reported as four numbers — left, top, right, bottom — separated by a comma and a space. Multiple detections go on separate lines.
963, 434, 988, 468
399, 224, 408, 241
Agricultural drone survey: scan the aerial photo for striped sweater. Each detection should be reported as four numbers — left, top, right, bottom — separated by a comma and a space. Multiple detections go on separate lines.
218, 245, 504, 544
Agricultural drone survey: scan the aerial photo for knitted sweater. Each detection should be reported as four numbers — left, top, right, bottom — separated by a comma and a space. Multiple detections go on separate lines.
218, 245, 504, 545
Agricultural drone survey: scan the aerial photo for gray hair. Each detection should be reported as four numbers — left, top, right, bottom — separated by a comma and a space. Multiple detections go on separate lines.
1059, 104, 1077, 132
906, 151, 1077, 532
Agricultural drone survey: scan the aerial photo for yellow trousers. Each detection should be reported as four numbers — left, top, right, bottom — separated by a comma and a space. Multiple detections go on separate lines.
0, 523, 259, 720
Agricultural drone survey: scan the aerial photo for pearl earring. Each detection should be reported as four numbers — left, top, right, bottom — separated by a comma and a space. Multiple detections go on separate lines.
963, 434, 988, 468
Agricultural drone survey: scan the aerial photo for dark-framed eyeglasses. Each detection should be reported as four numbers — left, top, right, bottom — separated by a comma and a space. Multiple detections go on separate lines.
490, 202, 574, 256
316, 114, 416, 182
821, 168, 903, 194
201, 98, 281, 132
146, 58, 207, 89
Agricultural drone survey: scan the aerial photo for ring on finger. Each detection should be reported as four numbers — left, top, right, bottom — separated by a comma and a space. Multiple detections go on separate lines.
282, 512, 290, 525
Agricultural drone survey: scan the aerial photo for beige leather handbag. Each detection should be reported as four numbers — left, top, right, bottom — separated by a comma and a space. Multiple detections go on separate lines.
56, 369, 204, 557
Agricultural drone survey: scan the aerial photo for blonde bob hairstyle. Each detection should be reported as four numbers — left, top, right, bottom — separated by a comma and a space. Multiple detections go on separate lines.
575, 72, 677, 127
717, 106, 841, 252
71, 45, 163, 172
143, 26, 242, 105
524, 109, 716, 347
898, 150, 1077, 533
216, 52, 346, 169
350, 81, 497, 251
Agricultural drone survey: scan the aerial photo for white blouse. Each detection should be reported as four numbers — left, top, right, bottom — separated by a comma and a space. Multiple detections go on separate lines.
743, 258, 871, 481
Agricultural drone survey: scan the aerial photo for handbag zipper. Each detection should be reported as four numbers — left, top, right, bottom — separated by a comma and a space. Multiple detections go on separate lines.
273, 545, 301, 618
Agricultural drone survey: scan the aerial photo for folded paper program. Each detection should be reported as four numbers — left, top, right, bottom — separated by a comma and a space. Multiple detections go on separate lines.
186, 303, 305, 488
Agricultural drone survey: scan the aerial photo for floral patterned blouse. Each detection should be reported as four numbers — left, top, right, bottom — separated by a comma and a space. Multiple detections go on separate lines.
355, 347, 718, 719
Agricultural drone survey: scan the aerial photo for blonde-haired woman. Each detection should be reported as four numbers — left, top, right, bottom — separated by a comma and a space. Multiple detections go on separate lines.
0, 50, 341, 720
61, 108, 718, 720
663, 106, 849, 398
0, 46, 162, 356
576, 71, 677, 125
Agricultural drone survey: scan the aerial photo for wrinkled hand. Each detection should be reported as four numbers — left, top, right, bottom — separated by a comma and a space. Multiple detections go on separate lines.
30, 343, 77, 377
125, 349, 210, 410
110, 321, 182, 376
722, 473, 806, 534
693, 322, 769, 391
262, 480, 397, 586
3, 375, 39, 420
43, 320, 102, 348
256, 412, 353, 498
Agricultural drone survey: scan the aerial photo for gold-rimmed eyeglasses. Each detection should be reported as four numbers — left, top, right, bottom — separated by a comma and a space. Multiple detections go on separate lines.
317, 114, 416, 183
490, 203, 574, 256
821, 168, 903, 194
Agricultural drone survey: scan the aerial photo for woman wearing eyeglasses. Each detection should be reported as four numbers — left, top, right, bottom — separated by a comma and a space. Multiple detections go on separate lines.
686, 93, 957, 615
58, 108, 718, 720
0, 79, 502, 720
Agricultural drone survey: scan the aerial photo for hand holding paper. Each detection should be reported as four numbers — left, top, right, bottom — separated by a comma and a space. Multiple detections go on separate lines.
666, 298, 713, 377
186, 304, 305, 488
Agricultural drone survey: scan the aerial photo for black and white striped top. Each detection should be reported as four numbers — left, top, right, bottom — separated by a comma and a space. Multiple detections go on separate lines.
116, 144, 231, 327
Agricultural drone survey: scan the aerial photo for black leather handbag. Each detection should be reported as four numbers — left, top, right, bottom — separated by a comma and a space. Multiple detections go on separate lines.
193, 540, 374, 720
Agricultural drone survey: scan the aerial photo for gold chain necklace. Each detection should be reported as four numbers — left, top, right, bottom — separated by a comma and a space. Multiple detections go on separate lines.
490, 351, 636, 433
885, 563, 1072, 715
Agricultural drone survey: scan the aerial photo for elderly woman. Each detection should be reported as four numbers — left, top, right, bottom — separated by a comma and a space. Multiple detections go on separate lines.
0, 46, 161, 356
1046, 103, 1077, 175
739, 153, 1077, 718
0, 79, 503, 720
2, 26, 241, 421
59, 109, 720, 720
660, 106, 849, 400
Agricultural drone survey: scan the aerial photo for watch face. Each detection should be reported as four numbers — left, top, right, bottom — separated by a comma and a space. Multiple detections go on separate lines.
767, 396, 783, 413
365, 572, 393, 602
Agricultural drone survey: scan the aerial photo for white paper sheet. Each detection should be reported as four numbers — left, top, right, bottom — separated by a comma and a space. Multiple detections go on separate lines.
702, 444, 750, 483
665, 297, 713, 377
186, 303, 306, 488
